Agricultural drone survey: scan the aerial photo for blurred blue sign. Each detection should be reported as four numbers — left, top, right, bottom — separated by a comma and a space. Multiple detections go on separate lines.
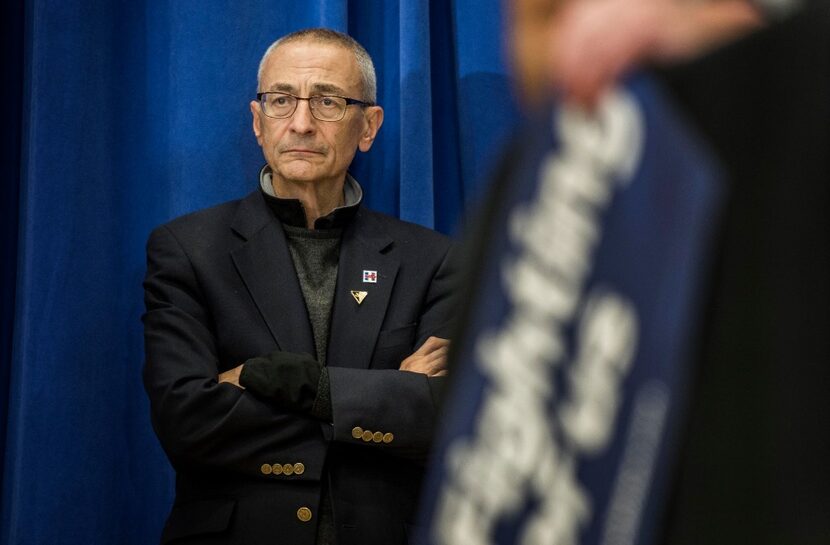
417, 75, 723, 545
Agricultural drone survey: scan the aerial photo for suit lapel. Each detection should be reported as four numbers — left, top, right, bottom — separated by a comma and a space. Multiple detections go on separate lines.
230, 192, 315, 356
327, 209, 399, 368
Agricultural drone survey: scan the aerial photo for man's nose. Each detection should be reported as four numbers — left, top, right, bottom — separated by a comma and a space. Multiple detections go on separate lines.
289, 99, 316, 133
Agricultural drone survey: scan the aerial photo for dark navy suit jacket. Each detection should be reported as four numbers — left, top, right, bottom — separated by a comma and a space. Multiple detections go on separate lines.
143, 189, 455, 545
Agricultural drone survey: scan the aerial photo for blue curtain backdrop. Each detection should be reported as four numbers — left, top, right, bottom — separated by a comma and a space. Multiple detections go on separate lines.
0, 1, 518, 543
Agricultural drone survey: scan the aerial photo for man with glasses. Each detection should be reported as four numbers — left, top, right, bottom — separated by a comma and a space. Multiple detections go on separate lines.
143, 28, 454, 545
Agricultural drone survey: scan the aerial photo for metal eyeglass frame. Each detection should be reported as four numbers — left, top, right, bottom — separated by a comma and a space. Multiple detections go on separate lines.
256, 91, 373, 122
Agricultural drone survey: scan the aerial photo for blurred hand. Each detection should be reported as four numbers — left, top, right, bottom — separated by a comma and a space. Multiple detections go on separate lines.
510, 0, 763, 108
552, 0, 762, 106
400, 336, 450, 377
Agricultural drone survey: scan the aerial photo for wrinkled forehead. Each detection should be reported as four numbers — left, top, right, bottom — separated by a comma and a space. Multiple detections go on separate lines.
260, 39, 362, 95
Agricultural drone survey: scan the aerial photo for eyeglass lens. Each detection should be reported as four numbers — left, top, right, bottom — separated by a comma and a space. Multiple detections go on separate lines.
261, 93, 347, 121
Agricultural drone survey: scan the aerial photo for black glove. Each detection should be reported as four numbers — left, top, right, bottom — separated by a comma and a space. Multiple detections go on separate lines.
239, 350, 332, 421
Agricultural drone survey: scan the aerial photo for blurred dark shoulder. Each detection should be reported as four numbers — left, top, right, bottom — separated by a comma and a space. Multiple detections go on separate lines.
653, 5, 830, 545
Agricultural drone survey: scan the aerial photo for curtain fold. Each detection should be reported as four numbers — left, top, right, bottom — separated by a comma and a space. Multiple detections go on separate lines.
0, 2, 516, 543
399, 0, 435, 226
0, 0, 25, 514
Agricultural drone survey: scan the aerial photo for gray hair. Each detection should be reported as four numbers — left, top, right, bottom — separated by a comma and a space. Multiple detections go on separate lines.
257, 28, 377, 104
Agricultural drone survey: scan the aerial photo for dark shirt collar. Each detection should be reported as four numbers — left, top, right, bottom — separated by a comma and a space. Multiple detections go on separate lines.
258, 165, 363, 230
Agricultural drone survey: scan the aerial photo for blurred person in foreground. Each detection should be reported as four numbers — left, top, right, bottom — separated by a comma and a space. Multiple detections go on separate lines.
508, 0, 829, 543
411, 0, 825, 543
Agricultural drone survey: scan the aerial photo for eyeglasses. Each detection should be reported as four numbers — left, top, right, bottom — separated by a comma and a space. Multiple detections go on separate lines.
256, 91, 373, 122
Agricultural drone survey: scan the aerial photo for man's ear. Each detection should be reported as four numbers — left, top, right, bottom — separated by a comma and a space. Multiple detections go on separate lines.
358, 106, 384, 152
250, 100, 264, 145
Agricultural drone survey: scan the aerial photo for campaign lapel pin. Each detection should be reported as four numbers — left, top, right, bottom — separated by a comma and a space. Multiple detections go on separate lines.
351, 290, 368, 305
362, 270, 378, 283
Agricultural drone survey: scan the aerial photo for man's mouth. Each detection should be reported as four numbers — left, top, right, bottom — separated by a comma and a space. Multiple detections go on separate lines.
281, 147, 325, 155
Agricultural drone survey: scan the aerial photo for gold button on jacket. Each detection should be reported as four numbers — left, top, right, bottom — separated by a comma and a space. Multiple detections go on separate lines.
282, 463, 294, 475
382, 432, 394, 443
293, 462, 305, 475
260, 463, 272, 475
296, 506, 312, 522
351, 426, 363, 439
